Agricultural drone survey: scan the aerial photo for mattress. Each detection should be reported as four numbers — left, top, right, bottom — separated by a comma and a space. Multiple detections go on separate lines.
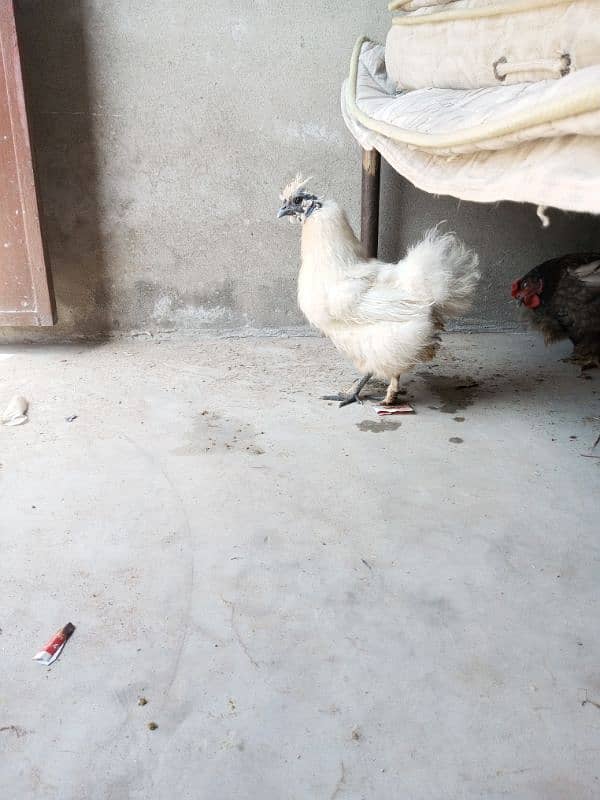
341, 39, 600, 213
386, 0, 600, 89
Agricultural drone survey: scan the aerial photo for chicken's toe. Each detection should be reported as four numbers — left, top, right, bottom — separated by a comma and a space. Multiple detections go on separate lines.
320, 392, 362, 407
320, 374, 372, 408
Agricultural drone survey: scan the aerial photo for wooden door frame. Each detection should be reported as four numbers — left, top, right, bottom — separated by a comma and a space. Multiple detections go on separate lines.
0, 0, 55, 326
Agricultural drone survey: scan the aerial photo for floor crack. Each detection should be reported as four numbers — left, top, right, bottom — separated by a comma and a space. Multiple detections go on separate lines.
330, 761, 346, 800
222, 598, 259, 669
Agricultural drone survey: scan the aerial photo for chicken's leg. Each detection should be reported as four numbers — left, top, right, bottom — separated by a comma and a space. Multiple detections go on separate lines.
321, 373, 373, 408
382, 375, 400, 406
571, 342, 600, 370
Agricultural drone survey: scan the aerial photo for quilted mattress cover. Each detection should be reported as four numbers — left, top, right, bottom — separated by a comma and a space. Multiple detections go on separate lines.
386, 0, 600, 89
341, 39, 600, 213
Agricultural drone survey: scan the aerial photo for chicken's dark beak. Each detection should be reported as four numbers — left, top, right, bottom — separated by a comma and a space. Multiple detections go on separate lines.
277, 205, 293, 219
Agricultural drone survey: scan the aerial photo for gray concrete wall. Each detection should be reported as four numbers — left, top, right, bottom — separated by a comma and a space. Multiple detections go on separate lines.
4, 1, 600, 340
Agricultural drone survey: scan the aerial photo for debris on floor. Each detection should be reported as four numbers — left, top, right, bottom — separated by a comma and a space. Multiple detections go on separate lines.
581, 698, 600, 710
0, 725, 28, 738
579, 689, 600, 710
372, 403, 414, 416
581, 427, 600, 458
65, 415, 78, 423
32, 622, 76, 666
1, 395, 28, 427
138, 697, 148, 706
147, 722, 158, 731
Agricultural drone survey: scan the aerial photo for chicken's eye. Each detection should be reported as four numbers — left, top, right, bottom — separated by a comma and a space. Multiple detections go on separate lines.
522, 280, 528, 289
293, 196, 303, 205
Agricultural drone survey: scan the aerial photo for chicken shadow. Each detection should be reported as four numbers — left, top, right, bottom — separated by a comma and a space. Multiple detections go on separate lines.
405, 355, 593, 413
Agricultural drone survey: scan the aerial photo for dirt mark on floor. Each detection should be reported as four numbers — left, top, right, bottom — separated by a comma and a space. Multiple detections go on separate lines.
0, 725, 29, 738
356, 420, 402, 433
174, 411, 265, 455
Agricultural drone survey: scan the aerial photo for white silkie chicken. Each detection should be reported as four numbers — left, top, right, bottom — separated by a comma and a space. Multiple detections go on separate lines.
278, 176, 480, 407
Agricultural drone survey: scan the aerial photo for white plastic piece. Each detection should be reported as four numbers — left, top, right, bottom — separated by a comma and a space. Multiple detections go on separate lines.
536, 205, 551, 227
1, 395, 28, 426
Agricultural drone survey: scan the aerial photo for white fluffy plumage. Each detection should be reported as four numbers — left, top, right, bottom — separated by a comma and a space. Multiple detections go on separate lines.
293, 188, 480, 404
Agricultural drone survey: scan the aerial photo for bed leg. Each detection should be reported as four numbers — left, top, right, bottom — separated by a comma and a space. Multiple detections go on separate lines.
360, 148, 381, 258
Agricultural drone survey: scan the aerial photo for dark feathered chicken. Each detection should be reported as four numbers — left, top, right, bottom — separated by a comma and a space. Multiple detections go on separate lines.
512, 253, 600, 368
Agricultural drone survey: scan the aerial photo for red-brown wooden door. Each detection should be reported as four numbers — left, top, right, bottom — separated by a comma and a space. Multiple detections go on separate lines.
0, 0, 54, 325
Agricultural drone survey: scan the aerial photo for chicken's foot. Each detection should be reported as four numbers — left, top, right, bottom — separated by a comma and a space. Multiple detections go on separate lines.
381, 375, 401, 406
321, 374, 373, 408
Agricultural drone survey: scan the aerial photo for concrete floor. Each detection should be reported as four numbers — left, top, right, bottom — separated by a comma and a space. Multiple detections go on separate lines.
1, 333, 599, 799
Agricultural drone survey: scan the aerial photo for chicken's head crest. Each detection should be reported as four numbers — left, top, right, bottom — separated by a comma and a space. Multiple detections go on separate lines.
277, 174, 322, 223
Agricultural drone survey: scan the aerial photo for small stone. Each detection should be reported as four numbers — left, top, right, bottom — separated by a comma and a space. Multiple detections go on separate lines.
147, 722, 158, 731
138, 697, 148, 706
449, 437, 464, 444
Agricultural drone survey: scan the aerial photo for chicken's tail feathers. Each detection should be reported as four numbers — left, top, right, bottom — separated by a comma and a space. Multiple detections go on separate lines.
405, 228, 480, 318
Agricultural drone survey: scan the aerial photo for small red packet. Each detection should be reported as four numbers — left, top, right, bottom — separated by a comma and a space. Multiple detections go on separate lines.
373, 403, 414, 416
33, 622, 75, 665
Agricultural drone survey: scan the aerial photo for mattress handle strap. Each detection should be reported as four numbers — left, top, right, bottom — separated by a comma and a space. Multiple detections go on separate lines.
493, 54, 572, 81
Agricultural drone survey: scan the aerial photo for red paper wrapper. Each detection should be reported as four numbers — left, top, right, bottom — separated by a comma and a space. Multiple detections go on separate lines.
33, 622, 75, 665
373, 403, 414, 416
